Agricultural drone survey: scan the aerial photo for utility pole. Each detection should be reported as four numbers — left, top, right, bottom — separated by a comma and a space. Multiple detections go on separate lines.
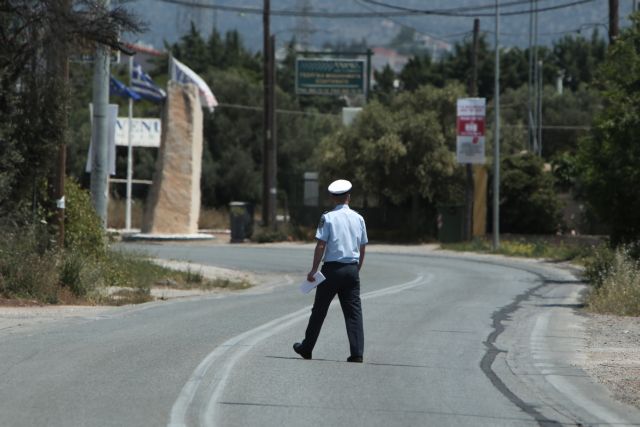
366, 48, 373, 102
51, 0, 70, 247
470, 19, 479, 98
537, 59, 543, 156
527, 0, 535, 152
532, 0, 539, 154
609, 0, 619, 44
493, 0, 501, 251
90, 0, 111, 228
268, 34, 277, 228
262, 0, 276, 228
125, 55, 134, 231
464, 18, 480, 241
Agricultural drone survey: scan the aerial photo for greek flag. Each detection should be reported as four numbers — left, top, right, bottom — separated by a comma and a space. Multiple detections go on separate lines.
131, 64, 167, 103
109, 76, 141, 101
169, 56, 218, 112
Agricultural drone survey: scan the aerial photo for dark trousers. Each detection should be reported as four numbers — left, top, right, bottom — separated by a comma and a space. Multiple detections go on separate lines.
301, 262, 364, 357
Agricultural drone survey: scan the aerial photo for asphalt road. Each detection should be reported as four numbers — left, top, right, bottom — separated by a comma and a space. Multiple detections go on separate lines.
1, 243, 639, 427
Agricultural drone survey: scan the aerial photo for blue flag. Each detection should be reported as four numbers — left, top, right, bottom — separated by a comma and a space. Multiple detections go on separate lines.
109, 76, 142, 101
131, 64, 167, 103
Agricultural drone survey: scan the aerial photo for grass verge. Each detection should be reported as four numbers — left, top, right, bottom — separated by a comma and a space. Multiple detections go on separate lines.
441, 235, 598, 262
0, 182, 251, 306
0, 232, 251, 306
94, 251, 252, 305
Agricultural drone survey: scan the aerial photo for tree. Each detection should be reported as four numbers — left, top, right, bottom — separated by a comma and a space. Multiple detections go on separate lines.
172, 23, 208, 74
0, 0, 141, 223
498, 153, 563, 234
399, 54, 445, 91
442, 35, 495, 98
577, 14, 640, 244
315, 83, 466, 209
497, 84, 600, 158
372, 64, 396, 105
398, 33, 606, 99
552, 31, 607, 91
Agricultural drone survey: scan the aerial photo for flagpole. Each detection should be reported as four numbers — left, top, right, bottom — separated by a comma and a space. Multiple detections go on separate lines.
126, 55, 134, 231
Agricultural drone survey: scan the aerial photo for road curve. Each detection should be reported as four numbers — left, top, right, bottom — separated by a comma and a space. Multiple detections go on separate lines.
0, 243, 638, 427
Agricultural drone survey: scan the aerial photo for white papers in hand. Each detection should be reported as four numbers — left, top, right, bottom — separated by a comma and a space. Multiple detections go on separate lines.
299, 271, 326, 294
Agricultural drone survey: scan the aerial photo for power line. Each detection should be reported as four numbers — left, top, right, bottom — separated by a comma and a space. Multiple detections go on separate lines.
353, 0, 472, 42
361, 0, 548, 14
217, 102, 340, 118
502, 124, 591, 130
359, 0, 597, 17
155, 0, 417, 17
156, 0, 597, 18
482, 21, 609, 37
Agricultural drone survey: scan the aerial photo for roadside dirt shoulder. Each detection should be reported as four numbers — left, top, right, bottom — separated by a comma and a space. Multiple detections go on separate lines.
578, 313, 640, 409
0, 305, 116, 336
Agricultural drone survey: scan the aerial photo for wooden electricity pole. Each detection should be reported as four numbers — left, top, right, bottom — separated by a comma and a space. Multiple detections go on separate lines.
609, 0, 619, 44
50, 0, 70, 248
262, 0, 271, 227
268, 34, 277, 228
464, 18, 480, 241
262, 0, 277, 228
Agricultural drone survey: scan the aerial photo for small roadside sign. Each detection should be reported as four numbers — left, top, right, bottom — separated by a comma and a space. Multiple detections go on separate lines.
456, 98, 486, 164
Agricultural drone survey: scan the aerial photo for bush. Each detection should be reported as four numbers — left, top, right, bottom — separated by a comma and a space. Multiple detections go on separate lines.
64, 178, 106, 258
251, 225, 290, 243
583, 244, 616, 289
587, 245, 640, 316
0, 226, 59, 303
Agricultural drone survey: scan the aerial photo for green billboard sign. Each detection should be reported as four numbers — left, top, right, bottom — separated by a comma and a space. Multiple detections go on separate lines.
296, 58, 366, 96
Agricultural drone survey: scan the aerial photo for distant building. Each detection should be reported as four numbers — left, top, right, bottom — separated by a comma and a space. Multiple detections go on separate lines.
415, 34, 453, 60
371, 47, 409, 73
121, 42, 165, 70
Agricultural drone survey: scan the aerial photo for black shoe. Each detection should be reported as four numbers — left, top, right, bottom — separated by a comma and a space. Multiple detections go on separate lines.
293, 342, 312, 360
347, 356, 363, 363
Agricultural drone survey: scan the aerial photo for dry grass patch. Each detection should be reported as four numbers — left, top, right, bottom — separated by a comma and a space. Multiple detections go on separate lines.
442, 235, 598, 262
108, 197, 145, 229
199, 207, 230, 230
587, 246, 640, 316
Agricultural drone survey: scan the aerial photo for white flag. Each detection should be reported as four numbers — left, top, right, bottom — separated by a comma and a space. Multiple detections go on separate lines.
169, 56, 218, 112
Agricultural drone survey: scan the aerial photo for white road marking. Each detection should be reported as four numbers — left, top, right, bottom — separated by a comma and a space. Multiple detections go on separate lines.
168, 273, 433, 427
530, 306, 632, 425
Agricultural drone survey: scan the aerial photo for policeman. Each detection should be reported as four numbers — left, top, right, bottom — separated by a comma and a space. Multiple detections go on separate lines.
293, 179, 368, 363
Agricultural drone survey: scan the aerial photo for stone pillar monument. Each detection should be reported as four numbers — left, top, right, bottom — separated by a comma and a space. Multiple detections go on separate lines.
142, 82, 203, 235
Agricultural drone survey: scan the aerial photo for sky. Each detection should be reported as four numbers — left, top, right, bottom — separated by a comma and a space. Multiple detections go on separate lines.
125, 0, 634, 52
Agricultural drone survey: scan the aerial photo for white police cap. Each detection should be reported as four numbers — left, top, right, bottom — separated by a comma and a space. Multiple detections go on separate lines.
328, 179, 352, 195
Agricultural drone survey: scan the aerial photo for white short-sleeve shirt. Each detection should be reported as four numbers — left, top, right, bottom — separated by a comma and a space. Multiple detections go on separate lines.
316, 204, 368, 263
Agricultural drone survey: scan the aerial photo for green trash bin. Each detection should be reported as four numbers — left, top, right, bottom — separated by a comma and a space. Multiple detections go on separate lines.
437, 205, 465, 243
229, 201, 253, 243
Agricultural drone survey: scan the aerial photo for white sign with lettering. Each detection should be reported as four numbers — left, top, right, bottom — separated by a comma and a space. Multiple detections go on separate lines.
456, 98, 486, 164
115, 118, 162, 147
